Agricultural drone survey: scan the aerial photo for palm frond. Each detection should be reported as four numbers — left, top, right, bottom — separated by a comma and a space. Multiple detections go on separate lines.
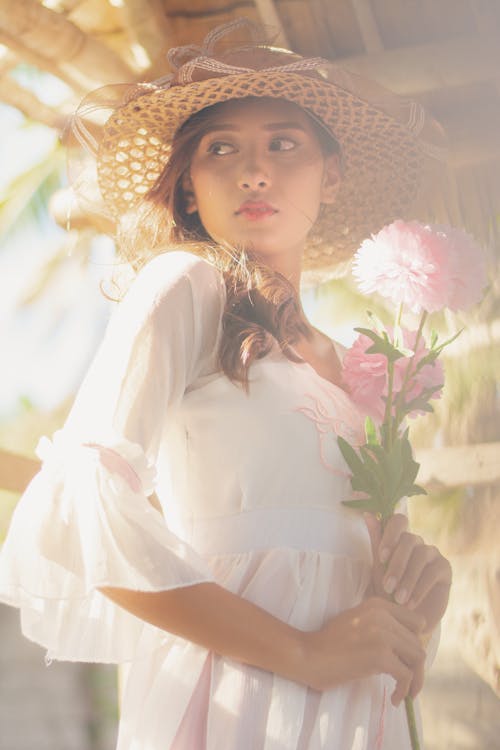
0, 138, 64, 240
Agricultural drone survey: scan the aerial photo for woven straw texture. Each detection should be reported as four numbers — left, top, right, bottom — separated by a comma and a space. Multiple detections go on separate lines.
95, 48, 443, 273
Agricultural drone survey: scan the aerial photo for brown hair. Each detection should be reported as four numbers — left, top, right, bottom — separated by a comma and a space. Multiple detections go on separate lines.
116, 97, 340, 388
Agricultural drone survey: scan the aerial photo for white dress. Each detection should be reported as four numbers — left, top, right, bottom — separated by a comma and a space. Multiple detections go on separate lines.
0, 251, 427, 749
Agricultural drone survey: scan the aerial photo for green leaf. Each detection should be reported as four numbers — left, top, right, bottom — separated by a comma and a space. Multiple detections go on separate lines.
353, 328, 406, 363
364, 416, 379, 445
413, 350, 440, 370
406, 484, 427, 497
337, 436, 366, 475
354, 327, 385, 343
0, 139, 64, 238
438, 327, 464, 351
397, 347, 415, 358
366, 310, 388, 336
359, 446, 386, 490
342, 498, 381, 514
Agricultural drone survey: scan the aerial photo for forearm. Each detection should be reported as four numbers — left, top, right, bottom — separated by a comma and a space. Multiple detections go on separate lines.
99, 582, 306, 683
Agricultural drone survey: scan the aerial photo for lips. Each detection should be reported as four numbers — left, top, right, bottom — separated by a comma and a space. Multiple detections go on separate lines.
236, 200, 277, 219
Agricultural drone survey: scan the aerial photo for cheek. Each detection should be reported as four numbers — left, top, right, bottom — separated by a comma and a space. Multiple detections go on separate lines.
191, 168, 231, 203
282, 165, 325, 206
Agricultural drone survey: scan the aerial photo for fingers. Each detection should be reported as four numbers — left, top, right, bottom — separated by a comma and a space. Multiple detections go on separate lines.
378, 513, 408, 564
363, 599, 425, 706
375, 597, 426, 634
382, 535, 451, 621
409, 658, 425, 700
315, 597, 426, 699
383, 650, 414, 707
406, 555, 452, 609
382, 532, 427, 603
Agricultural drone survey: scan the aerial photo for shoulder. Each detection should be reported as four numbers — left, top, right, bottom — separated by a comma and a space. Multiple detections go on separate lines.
132, 250, 224, 304
121, 250, 226, 325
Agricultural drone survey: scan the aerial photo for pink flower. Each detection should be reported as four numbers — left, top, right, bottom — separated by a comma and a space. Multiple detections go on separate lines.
352, 220, 487, 314
396, 331, 444, 416
342, 330, 444, 422
439, 224, 488, 311
341, 334, 388, 421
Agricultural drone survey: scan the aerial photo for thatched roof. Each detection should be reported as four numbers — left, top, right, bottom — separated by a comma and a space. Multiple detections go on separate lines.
1, 0, 499, 248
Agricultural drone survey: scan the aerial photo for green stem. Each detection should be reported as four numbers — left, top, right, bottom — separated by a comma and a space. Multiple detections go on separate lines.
413, 310, 428, 355
394, 310, 428, 428
395, 301, 404, 334
383, 359, 395, 450
405, 695, 421, 750
379, 520, 421, 750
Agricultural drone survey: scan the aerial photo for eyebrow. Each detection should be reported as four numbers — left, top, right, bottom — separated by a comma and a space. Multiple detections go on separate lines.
201, 121, 308, 135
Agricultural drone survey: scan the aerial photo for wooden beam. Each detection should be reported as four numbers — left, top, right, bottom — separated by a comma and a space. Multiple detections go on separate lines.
119, 0, 177, 74
470, 0, 500, 99
350, 0, 384, 53
416, 443, 500, 489
0, 75, 66, 128
0, 30, 86, 94
338, 34, 500, 95
254, 0, 290, 48
443, 319, 500, 359
0, 449, 39, 495
0, 0, 134, 89
0, 45, 17, 75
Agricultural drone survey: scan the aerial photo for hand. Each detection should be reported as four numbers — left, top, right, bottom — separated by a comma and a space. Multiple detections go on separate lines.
364, 513, 452, 635
302, 596, 426, 705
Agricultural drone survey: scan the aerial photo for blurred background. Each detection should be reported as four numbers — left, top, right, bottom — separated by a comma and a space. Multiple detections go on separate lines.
0, 1, 499, 748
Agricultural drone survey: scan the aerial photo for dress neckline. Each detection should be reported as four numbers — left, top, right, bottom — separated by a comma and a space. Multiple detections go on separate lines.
272, 338, 350, 396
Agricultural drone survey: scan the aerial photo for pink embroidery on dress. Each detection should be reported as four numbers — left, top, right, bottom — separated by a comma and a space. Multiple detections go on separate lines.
374, 685, 387, 750
83, 443, 142, 493
295, 390, 362, 476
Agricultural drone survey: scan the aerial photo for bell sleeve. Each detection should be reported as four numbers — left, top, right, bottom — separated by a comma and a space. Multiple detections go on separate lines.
0, 250, 225, 663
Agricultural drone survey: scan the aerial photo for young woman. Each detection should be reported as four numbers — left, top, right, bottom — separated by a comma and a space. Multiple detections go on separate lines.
0, 19, 451, 750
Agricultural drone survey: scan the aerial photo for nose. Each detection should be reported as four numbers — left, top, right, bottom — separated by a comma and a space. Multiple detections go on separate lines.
238, 152, 271, 191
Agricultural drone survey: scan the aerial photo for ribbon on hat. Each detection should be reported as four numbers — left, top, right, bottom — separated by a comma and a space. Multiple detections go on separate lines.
167, 17, 264, 70
175, 55, 328, 85
165, 16, 328, 84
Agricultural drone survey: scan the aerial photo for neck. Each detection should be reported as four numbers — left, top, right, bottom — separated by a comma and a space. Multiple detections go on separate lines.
254, 249, 314, 335
255, 249, 303, 295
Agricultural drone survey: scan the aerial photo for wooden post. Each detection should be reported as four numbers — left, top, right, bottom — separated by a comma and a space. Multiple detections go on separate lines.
0, 449, 39, 494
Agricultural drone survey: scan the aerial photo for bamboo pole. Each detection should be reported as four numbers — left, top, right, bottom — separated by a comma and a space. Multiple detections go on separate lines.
350, 0, 384, 53
0, 0, 134, 89
416, 443, 500, 489
0, 75, 67, 128
444, 319, 500, 358
119, 0, 176, 75
0, 30, 85, 94
0, 449, 39, 494
338, 34, 500, 95
254, 0, 290, 47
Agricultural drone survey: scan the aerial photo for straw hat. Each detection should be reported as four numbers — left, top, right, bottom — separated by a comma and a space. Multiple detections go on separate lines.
73, 18, 446, 275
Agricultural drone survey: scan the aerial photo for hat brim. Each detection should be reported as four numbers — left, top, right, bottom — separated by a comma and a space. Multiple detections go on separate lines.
97, 68, 443, 274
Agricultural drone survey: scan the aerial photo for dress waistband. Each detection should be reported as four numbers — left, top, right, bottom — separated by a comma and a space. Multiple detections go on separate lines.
186, 505, 371, 560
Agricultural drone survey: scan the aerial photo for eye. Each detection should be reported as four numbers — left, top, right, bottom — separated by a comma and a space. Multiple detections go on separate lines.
207, 141, 236, 156
269, 137, 297, 152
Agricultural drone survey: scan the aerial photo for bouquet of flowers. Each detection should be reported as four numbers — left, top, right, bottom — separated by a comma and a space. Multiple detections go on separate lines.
338, 219, 488, 749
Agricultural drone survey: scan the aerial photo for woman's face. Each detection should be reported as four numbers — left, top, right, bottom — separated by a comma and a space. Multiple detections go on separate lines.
184, 98, 340, 264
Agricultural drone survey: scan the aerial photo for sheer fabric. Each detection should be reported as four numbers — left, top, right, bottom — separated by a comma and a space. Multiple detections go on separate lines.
0, 251, 432, 749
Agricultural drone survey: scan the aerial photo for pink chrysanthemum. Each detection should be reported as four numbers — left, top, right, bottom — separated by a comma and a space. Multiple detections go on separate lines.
341, 334, 388, 421
342, 330, 444, 422
352, 220, 487, 314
